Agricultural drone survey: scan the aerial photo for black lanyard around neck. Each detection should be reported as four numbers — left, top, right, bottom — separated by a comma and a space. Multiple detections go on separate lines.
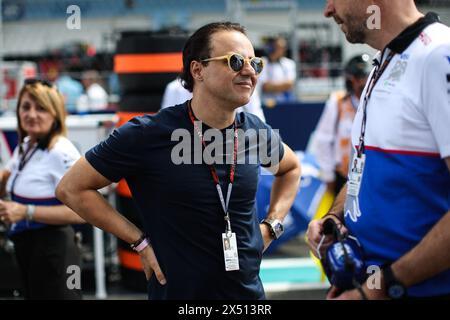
187, 101, 238, 234
11, 143, 38, 195
357, 49, 396, 157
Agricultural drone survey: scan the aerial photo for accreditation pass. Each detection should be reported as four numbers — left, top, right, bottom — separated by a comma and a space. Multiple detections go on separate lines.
222, 233, 239, 271
347, 154, 366, 197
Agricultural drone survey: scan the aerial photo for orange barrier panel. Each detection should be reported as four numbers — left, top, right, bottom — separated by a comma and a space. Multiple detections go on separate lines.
118, 247, 143, 271
117, 181, 132, 198
116, 111, 147, 127
114, 53, 183, 73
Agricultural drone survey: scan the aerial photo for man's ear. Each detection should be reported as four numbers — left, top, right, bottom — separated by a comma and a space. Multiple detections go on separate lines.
190, 60, 204, 82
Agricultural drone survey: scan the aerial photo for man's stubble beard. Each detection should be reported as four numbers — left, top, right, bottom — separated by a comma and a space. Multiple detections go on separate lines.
343, 13, 368, 44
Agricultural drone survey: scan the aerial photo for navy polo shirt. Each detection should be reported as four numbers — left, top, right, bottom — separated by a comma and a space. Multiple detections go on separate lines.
86, 102, 284, 299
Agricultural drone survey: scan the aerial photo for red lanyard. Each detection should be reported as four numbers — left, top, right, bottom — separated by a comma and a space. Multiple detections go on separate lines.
358, 49, 395, 157
187, 101, 238, 234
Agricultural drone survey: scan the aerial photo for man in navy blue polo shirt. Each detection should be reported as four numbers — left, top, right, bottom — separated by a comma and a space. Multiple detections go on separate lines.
56, 22, 301, 299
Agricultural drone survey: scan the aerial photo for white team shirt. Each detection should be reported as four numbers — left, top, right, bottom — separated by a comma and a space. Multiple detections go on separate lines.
352, 22, 450, 158
345, 19, 450, 297
6, 136, 81, 199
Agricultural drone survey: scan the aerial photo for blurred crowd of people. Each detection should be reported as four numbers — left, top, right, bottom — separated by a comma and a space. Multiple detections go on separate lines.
54, 69, 109, 113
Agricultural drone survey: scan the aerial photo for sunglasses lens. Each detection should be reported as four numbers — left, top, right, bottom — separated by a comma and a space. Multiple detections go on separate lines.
229, 54, 244, 72
251, 58, 264, 74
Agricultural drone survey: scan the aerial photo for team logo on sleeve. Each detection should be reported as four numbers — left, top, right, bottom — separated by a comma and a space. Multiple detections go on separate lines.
447, 56, 450, 64
419, 32, 431, 46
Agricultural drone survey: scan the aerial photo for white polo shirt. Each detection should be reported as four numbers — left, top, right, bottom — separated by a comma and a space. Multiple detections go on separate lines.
344, 14, 450, 297
6, 136, 80, 235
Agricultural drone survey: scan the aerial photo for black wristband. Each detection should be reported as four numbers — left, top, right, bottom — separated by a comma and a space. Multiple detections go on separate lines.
325, 213, 345, 225
382, 263, 407, 299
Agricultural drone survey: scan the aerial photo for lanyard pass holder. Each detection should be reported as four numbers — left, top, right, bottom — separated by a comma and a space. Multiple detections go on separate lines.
222, 213, 239, 271
219, 186, 239, 271
224, 213, 232, 238
357, 136, 365, 159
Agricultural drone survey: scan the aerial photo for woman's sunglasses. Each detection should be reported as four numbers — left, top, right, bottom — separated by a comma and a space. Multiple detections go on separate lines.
202, 53, 264, 75
24, 78, 53, 87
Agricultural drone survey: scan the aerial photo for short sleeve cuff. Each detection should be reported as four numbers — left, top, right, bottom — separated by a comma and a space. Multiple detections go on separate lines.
85, 149, 122, 183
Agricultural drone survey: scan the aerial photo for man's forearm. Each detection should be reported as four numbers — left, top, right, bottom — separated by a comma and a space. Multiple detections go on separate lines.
266, 167, 301, 221
392, 209, 450, 288
57, 157, 144, 244
326, 183, 347, 219
60, 188, 142, 244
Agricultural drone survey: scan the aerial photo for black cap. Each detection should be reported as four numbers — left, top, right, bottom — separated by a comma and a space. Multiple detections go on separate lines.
344, 54, 372, 78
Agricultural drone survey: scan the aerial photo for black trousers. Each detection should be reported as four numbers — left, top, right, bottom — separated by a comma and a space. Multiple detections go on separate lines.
11, 225, 82, 300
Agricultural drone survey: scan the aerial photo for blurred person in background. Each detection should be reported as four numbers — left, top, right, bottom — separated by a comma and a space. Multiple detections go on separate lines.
77, 70, 108, 112
258, 36, 297, 107
161, 77, 266, 122
54, 67, 83, 114
0, 79, 85, 299
160, 78, 195, 110
313, 54, 371, 195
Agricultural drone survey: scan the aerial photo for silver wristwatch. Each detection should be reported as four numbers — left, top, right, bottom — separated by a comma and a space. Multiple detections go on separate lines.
261, 218, 284, 240
26, 204, 36, 221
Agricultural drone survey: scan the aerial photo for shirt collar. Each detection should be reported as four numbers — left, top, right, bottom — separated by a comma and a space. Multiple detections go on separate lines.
387, 12, 440, 54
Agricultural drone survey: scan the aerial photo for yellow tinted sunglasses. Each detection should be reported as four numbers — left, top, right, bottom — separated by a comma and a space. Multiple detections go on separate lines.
202, 53, 264, 75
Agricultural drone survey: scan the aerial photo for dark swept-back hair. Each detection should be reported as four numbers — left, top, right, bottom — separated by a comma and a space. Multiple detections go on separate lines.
180, 21, 247, 92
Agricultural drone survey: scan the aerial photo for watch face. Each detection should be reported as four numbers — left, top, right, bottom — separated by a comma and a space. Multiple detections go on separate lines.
388, 284, 405, 299
274, 223, 283, 233
273, 221, 284, 238
262, 219, 284, 239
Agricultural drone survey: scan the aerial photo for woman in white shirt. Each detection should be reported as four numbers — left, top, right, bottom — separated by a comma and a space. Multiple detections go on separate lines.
0, 79, 85, 299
